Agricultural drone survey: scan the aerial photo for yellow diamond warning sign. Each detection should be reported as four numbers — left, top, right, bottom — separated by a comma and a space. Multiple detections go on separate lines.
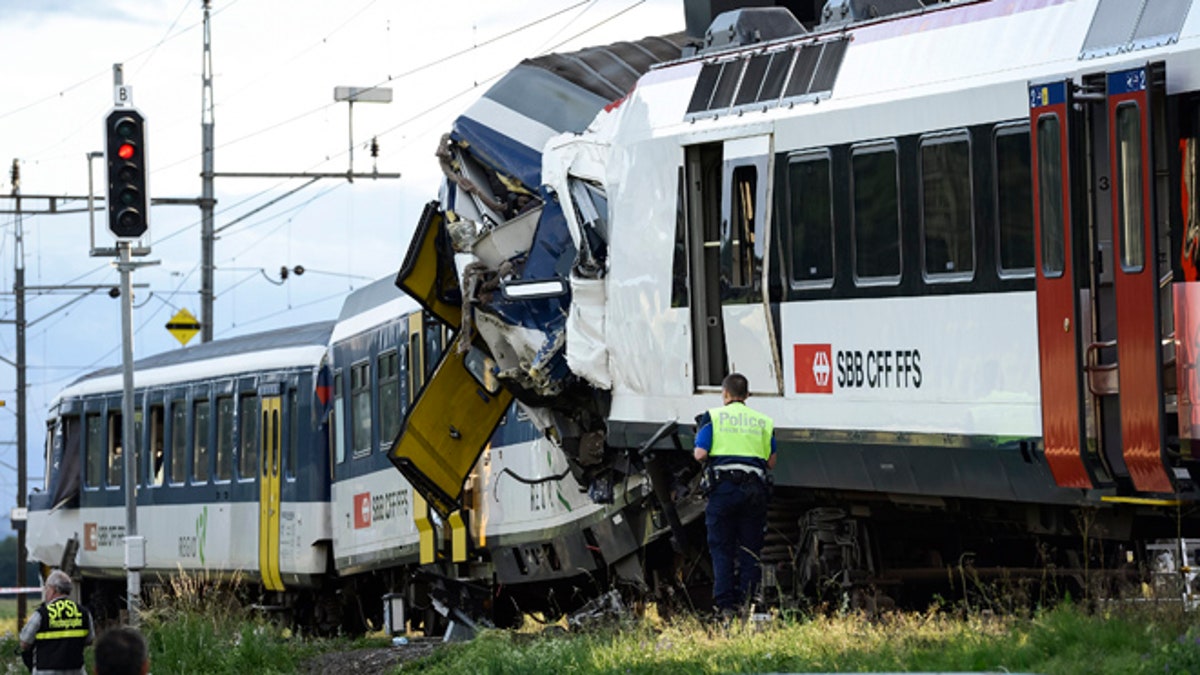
167, 308, 201, 346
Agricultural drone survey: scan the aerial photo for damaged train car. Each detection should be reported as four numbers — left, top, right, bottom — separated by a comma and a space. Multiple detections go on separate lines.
391, 30, 708, 604
397, 0, 1200, 609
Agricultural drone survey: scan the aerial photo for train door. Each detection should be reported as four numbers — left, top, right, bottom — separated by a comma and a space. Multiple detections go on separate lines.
684, 135, 783, 394
1103, 65, 1172, 492
388, 311, 512, 517
258, 394, 284, 591
1030, 64, 1174, 494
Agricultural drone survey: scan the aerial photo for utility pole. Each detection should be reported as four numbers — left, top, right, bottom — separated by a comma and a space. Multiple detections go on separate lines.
11, 159, 27, 631
0, 156, 150, 632
195, 3, 398, 342
200, 0, 215, 343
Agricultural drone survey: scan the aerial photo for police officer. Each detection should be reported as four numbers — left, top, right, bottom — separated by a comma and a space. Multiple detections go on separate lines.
19, 569, 93, 675
693, 372, 776, 615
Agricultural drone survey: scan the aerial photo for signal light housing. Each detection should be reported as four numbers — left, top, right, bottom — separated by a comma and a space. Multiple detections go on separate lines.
105, 109, 148, 240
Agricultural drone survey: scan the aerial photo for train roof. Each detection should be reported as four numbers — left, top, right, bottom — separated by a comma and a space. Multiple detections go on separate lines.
452, 32, 688, 190
53, 321, 335, 404
608, 0, 1200, 151
331, 276, 419, 344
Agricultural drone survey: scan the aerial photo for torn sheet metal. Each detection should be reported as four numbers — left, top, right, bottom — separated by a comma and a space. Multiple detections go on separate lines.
394, 32, 687, 512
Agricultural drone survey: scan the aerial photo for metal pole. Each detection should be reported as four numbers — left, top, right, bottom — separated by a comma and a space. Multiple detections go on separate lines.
118, 242, 140, 625
200, 0, 215, 343
111, 61, 142, 624
347, 100, 355, 180
11, 159, 26, 631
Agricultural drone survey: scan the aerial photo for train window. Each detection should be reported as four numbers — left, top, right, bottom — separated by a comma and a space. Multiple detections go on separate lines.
193, 400, 210, 483
464, 347, 501, 395
397, 342, 409, 420
724, 165, 758, 290
1116, 102, 1145, 271
672, 167, 689, 307
61, 413, 80, 485
1036, 115, 1065, 276
149, 405, 164, 486
851, 143, 901, 283
85, 413, 104, 488
379, 351, 400, 449
351, 362, 372, 458
570, 178, 610, 243
134, 412, 144, 485
286, 389, 297, 478
919, 132, 974, 280
238, 395, 258, 480
786, 152, 833, 286
994, 125, 1034, 275
106, 408, 122, 485
215, 396, 234, 481
409, 331, 423, 399
170, 402, 187, 484
333, 371, 345, 464
424, 317, 442, 380
43, 423, 53, 492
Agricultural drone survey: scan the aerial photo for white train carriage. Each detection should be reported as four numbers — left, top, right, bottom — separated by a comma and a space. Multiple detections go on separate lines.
395, 0, 1200, 600
29, 322, 335, 615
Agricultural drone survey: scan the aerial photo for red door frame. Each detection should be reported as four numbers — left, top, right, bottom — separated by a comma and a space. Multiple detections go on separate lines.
1030, 80, 1092, 489
1106, 66, 1173, 493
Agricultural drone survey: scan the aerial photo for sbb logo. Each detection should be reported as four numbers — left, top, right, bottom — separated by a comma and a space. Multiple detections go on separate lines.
353, 492, 371, 529
793, 344, 834, 394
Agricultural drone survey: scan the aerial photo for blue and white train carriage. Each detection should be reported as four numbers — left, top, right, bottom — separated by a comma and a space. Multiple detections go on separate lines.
395, 0, 1200, 602
29, 322, 335, 617
331, 276, 668, 627
27, 275, 671, 631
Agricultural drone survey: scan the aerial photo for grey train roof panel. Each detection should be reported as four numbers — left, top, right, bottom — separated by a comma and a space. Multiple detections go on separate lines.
69, 320, 335, 386
523, 33, 689, 103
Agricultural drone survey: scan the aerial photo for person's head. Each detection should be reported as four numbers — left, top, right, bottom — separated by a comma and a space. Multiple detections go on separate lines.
43, 569, 72, 602
722, 372, 749, 404
94, 627, 149, 675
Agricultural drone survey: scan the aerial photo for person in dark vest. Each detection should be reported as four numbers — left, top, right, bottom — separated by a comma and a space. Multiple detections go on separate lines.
94, 626, 149, 675
19, 569, 93, 675
693, 372, 776, 614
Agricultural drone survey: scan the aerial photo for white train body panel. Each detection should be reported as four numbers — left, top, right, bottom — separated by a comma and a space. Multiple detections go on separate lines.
331, 467, 421, 570
57, 500, 329, 580
472, 436, 604, 542
545, 0, 1200, 441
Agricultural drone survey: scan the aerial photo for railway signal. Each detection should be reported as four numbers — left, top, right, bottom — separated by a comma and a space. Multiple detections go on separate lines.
104, 108, 149, 240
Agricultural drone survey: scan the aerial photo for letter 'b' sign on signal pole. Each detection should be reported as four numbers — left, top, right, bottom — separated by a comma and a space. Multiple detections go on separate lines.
105, 108, 149, 240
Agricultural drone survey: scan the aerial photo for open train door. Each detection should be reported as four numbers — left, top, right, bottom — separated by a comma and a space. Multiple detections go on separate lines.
1104, 64, 1173, 493
388, 334, 512, 518
720, 135, 783, 395
683, 135, 783, 394
1031, 65, 1176, 495
1029, 79, 1098, 489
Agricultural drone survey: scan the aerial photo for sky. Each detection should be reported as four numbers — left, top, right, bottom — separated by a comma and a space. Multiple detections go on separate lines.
0, 0, 686, 527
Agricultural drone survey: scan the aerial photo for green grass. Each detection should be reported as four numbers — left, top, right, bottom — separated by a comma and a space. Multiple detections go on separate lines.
2, 597, 1199, 673
402, 603, 1200, 675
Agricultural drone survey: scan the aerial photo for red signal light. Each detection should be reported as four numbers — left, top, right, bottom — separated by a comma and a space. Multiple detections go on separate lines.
118, 143, 135, 160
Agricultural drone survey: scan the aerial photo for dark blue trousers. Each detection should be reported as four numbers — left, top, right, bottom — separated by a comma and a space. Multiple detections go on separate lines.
705, 475, 768, 611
